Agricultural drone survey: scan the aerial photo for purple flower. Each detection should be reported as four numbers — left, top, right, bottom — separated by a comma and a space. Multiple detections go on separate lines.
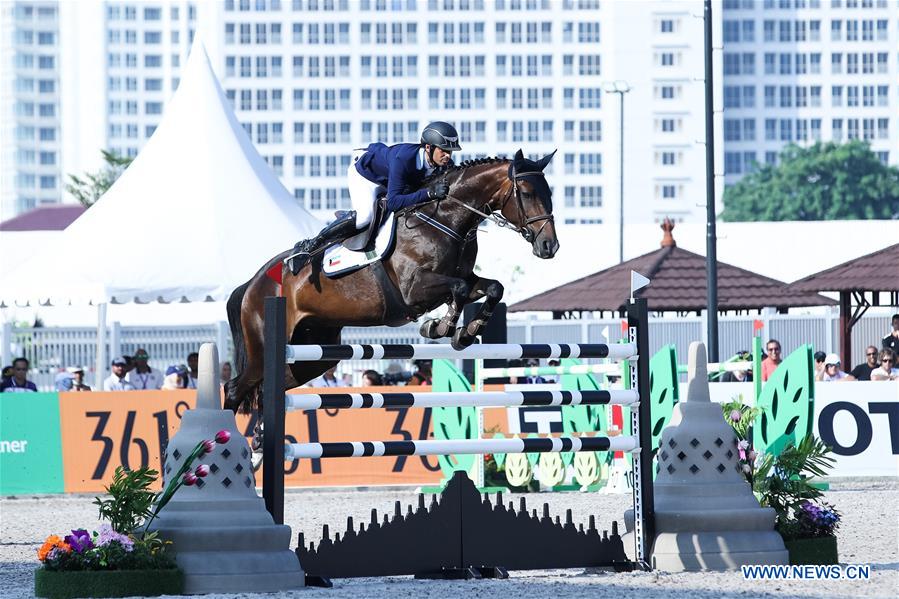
96, 524, 133, 551
738, 440, 750, 450
194, 464, 210, 478
200, 439, 215, 455
214, 430, 231, 444
63, 529, 94, 553
183, 472, 198, 486
729, 410, 742, 422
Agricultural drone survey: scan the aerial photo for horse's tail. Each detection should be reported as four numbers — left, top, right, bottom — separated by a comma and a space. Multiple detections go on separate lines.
225, 279, 252, 412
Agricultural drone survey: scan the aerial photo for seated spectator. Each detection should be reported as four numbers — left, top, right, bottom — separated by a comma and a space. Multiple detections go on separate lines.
54, 370, 74, 391
68, 367, 91, 392
813, 351, 827, 379
185, 352, 199, 389
517, 358, 547, 384
126, 348, 164, 390
0, 357, 38, 393
409, 360, 432, 385
883, 313, 899, 354
307, 365, 343, 388
761, 339, 783, 382
362, 369, 383, 386
870, 349, 899, 381
103, 357, 136, 391
850, 346, 880, 381
161, 365, 186, 390
816, 353, 856, 382
221, 361, 233, 383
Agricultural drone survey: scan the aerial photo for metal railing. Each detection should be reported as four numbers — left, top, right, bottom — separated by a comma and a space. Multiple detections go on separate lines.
3, 310, 893, 391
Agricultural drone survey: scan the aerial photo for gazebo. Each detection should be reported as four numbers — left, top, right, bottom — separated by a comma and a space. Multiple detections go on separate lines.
510, 220, 837, 317
789, 243, 899, 367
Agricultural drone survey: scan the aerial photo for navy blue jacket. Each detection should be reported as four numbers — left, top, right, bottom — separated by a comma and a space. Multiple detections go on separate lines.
355, 143, 448, 212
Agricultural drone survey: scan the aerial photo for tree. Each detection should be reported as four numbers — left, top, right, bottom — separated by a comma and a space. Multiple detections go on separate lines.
721, 141, 899, 221
65, 150, 133, 208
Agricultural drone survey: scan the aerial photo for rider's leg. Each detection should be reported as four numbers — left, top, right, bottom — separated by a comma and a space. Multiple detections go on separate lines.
348, 153, 380, 230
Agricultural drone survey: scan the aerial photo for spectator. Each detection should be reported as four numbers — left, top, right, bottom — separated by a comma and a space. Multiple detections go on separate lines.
0, 357, 38, 393
162, 365, 186, 390
409, 359, 432, 385
544, 359, 561, 383
870, 349, 899, 381
850, 346, 880, 381
761, 339, 783, 382
813, 351, 827, 379
68, 367, 91, 392
362, 369, 383, 386
103, 357, 136, 391
883, 314, 899, 355
126, 348, 164, 390
54, 370, 74, 391
1, 365, 13, 384
518, 358, 547, 384
308, 365, 343, 387
816, 353, 856, 382
185, 352, 199, 389
720, 351, 753, 382
221, 361, 233, 383
122, 355, 135, 375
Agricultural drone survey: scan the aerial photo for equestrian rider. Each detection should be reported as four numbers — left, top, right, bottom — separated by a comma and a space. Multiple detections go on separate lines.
296, 121, 462, 255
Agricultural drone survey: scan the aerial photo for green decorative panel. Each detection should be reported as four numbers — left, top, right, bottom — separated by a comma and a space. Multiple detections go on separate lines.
0, 392, 64, 494
753, 344, 815, 457
649, 344, 680, 457
430, 359, 477, 479
559, 358, 608, 467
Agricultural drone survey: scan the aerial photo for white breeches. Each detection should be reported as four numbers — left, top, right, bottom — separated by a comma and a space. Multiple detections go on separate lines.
348, 150, 384, 228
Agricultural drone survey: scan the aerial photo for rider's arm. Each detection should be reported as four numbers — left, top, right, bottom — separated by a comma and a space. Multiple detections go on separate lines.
385, 154, 429, 211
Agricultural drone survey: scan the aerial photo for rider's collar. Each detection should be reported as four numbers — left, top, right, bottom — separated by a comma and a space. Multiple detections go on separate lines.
418, 147, 436, 175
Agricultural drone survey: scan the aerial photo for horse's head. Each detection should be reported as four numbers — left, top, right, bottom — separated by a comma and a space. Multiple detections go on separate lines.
502, 149, 559, 259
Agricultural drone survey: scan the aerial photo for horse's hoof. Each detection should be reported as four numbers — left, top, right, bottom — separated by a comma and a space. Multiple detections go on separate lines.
452, 329, 475, 351
420, 319, 441, 339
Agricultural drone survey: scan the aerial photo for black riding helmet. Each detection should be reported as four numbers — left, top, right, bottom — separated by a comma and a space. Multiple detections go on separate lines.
421, 121, 462, 152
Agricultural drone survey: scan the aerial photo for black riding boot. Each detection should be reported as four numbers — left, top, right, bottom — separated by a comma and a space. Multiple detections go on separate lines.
290, 211, 358, 273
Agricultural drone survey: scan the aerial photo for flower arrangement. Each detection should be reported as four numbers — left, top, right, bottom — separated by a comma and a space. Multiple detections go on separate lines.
35, 430, 232, 597
720, 399, 839, 541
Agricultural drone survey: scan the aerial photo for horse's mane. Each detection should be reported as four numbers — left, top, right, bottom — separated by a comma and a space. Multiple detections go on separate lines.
422, 156, 509, 186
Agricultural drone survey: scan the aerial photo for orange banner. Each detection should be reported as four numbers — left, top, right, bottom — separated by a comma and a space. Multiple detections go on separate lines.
57, 387, 514, 493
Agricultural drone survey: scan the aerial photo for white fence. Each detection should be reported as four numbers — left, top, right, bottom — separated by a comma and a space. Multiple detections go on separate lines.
2, 310, 894, 391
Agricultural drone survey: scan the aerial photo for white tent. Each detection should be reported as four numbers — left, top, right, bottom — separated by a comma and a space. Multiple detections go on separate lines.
0, 40, 321, 307
0, 40, 321, 376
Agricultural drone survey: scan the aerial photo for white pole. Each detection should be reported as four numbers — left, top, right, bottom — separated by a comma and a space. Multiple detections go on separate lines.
95, 303, 107, 388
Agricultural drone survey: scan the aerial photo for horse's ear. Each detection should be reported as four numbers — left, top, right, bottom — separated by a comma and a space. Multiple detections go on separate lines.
537, 150, 558, 170
514, 149, 524, 161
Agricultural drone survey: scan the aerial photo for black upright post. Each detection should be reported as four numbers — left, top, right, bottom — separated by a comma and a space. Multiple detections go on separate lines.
628, 297, 655, 569
263, 296, 286, 525
704, 0, 719, 362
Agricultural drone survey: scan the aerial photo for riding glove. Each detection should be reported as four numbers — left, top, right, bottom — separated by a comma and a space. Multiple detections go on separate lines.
428, 180, 450, 200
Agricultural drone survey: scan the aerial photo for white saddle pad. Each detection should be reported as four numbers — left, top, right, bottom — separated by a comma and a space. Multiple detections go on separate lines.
322, 216, 396, 277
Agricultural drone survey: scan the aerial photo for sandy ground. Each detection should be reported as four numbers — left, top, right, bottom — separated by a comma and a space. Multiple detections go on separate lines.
1, 479, 896, 599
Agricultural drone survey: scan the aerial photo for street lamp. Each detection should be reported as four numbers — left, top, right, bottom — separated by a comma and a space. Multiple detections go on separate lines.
603, 80, 631, 264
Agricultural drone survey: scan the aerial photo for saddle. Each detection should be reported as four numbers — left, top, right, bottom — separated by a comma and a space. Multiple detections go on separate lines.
344, 198, 388, 252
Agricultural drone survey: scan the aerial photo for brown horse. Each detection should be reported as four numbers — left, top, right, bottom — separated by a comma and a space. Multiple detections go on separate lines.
224, 150, 559, 416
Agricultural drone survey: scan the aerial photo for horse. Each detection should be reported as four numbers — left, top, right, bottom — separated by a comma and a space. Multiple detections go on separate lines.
224, 149, 559, 420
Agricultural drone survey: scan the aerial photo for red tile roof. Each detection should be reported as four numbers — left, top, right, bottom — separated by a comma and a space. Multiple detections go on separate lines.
0, 205, 86, 231
790, 243, 899, 293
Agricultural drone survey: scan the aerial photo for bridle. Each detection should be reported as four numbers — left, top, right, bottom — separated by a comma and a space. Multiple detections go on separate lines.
410, 162, 554, 244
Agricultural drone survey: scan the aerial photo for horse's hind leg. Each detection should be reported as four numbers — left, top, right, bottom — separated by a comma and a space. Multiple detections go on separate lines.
453, 277, 505, 349
419, 279, 470, 339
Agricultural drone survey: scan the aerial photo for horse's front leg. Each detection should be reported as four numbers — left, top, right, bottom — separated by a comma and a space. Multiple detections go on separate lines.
418, 277, 471, 340
452, 277, 505, 349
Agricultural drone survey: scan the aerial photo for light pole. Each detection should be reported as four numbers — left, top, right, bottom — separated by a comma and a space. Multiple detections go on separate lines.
604, 80, 631, 264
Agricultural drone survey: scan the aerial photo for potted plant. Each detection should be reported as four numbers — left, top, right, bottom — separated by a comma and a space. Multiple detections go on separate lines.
721, 400, 840, 565
34, 430, 231, 598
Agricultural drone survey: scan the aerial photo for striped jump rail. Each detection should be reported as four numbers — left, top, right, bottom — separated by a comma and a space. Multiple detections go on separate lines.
284, 435, 639, 460
285, 342, 637, 363
286, 389, 639, 411
479, 363, 623, 378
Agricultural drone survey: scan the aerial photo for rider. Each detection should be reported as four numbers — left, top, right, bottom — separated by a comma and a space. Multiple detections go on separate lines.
295, 121, 462, 256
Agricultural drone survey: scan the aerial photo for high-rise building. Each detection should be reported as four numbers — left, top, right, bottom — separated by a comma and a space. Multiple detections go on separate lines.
721, 0, 898, 186
0, 1, 62, 221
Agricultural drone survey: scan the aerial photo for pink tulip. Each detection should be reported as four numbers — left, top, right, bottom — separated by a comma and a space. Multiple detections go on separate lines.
200, 439, 215, 455
215, 430, 231, 444
738, 440, 750, 450
182, 472, 198, 486
729, 410, 742, 422
195, 464, 210, 478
